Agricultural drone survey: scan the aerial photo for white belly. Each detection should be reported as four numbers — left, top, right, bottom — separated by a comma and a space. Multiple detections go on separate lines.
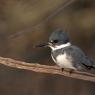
55, 53, 76, 69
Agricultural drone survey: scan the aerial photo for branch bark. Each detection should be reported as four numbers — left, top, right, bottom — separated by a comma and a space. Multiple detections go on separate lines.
0, 57, 95, 82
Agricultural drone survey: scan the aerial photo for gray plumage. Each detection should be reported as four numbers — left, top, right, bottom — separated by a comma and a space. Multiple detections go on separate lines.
49, 30, 95, 71
49, 29, 70, 45
51, 45, 95, 71
37, 29, 95, 71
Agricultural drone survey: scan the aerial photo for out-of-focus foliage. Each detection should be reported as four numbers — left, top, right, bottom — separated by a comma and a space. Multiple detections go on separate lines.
0, 0, 95, 95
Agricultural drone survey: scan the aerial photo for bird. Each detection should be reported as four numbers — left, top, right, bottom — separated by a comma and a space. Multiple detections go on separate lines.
36, 29, 95, 72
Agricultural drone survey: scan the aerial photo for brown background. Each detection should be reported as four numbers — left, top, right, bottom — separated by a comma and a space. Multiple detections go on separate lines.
0, 0, 95, 95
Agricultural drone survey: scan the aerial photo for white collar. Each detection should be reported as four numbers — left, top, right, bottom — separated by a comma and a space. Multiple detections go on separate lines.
49, 42, 71, 51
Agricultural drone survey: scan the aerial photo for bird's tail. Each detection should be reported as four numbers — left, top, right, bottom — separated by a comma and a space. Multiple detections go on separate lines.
92, 64, 95, 69
89, 59, 95, 69
91, 59, 95, 69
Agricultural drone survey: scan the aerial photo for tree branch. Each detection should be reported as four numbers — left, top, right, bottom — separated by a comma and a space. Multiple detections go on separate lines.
9, 0, 76, 38
0, 57, 95, 82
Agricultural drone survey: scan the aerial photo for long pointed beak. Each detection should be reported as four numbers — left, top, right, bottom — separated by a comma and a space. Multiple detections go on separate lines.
35, 43, 49, 48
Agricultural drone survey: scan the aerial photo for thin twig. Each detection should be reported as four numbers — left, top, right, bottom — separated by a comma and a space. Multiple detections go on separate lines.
0, 57, 95, 82
9, 0, 76, 38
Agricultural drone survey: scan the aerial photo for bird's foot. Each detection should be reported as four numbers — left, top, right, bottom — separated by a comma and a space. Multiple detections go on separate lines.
69, 69, 74, 74
61, 68, 74, 75
61, 68, 64, 72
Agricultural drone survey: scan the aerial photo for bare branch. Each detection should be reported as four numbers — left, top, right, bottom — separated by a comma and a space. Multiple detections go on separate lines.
9, 0, 76, 38
0, 57, 95, 82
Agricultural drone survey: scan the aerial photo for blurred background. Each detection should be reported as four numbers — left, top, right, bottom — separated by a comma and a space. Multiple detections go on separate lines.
0, 0, 95, 95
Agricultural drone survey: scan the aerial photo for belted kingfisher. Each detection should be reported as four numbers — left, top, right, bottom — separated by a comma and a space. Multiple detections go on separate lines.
36, 30, 95, 72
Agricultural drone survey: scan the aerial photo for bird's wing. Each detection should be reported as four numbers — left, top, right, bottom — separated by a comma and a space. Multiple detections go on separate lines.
65, 46, 94, 69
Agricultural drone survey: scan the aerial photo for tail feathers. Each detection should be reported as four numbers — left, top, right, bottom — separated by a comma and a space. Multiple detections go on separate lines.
92, 65, 95, 69
91, 59, 95, 69
82, 63, 95, 70
89, 59, 95, 69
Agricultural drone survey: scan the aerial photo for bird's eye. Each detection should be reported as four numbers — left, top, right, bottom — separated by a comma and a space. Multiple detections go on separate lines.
53, 40, 59, 43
